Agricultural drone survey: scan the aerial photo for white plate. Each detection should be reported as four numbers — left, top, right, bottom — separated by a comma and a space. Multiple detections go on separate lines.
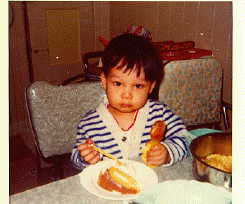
134, 180, 232, 204
79, 159, 158, 200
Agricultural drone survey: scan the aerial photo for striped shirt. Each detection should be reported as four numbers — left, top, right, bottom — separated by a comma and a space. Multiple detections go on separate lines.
71, 98, 188, 171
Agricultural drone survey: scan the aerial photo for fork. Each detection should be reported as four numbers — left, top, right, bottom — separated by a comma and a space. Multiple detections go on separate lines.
91, 144, 126, 165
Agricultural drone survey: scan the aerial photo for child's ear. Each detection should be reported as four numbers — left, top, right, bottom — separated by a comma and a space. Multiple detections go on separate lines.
149, 81, 156, 94
101, 72, 107, 90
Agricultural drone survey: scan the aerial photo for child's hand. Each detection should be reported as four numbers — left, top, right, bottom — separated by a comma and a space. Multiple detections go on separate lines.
146, 143, 171, 166
78, 139, 100, 165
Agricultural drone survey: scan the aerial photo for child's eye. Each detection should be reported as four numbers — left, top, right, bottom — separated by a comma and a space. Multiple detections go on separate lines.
113, 82, 121, 86
135, 84, 143, 88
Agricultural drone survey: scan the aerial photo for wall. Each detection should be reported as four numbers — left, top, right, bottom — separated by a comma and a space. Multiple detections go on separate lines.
9, 2, 33, 151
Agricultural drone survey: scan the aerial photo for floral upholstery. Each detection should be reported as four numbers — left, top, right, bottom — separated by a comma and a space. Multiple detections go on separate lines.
159, 58, 222, 127
26, 81, 105, 158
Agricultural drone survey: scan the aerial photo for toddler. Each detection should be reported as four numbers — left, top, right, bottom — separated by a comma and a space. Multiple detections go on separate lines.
71, 34, 188, 171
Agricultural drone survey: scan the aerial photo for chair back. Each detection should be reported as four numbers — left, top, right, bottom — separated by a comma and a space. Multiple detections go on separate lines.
26, 81, 105, 158
159, 58, 223, 128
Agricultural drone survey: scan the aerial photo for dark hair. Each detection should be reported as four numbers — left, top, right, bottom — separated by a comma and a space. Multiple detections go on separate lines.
102, 33, 163, 83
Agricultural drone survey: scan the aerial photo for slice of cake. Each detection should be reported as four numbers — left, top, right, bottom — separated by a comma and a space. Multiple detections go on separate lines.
98, 166, 140, 194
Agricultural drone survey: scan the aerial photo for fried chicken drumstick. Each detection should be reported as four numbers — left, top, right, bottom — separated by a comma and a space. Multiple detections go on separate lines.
142, 120, 166, 168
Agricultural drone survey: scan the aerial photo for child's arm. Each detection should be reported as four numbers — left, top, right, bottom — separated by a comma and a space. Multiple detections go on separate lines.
161, 126, 188, 166
146, 129, 188, 167
71, 122, 101, 171
145, 144, 171, 166
71, 139, 100, 171
145, 102, 188, 167
78, 139, 100, 165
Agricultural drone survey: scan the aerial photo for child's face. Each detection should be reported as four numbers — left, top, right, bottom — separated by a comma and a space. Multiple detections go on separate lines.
101, 64, 156, 115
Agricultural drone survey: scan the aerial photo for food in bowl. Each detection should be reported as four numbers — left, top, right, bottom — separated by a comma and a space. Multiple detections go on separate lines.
97, 166, 140, 194
189, 132, 232, 191
142, 120, 166, 168
201, 154, 232, 173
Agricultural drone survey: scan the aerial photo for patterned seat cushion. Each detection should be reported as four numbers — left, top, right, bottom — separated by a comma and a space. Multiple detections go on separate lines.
159, 58, 222, 127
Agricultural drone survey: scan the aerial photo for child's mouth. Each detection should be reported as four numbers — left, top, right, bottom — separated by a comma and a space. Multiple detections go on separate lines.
120, 104, 132, 108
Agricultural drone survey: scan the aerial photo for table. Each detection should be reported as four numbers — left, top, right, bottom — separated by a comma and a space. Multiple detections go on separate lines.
10, 157, 194, 204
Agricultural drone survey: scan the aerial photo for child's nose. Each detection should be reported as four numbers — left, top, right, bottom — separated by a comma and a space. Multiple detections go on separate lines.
122, 88, 133, 99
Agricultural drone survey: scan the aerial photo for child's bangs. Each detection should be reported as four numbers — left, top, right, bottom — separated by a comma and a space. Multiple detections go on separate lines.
106, 54, 142, 77
119, 57, 142, 77
117, 56, 157, 81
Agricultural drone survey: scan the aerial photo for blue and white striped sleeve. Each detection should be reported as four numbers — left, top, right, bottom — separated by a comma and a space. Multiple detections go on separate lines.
148, 101, 188, 166
71, 121, 90, 171
161, 104, 188, 166
71, 111, 102, 171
